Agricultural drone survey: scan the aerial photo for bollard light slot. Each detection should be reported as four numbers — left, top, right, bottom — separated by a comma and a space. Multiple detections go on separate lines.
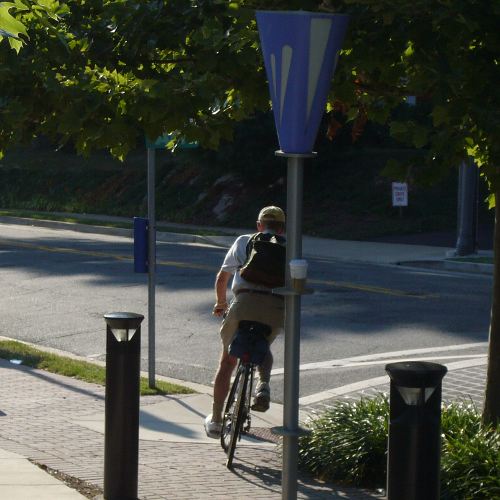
396, 386, 437, 406
104, 312, 144, 343
110, 327, 138, 342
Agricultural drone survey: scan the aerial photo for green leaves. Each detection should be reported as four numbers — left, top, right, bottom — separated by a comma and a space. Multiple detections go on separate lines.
0, 2, 28, 52
0, 0, 269, 156
390, 120, 429, 149
1, 0, 499, 177
0, 0, 68, 52
431, 105, 449, 127
299, 395, 389, 488
441, 403, 500, 500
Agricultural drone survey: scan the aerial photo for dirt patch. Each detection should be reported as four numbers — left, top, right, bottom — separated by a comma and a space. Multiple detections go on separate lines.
30, 460, 103, 499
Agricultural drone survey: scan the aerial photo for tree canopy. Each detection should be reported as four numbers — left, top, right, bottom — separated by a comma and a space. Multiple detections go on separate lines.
333, 0, 499, 190
1, 1, 498, 181
0, 0, 270, 158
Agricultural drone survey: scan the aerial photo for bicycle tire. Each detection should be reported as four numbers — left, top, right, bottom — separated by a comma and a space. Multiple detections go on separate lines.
242, 365, 254, 435
226, 364, 250, 469
221, 363, 243, 452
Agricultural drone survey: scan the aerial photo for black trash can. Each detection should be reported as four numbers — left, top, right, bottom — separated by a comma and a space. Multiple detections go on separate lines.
385, 361, 447, 500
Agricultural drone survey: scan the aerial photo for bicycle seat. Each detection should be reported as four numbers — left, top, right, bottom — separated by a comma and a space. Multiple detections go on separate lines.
228, 321, 271, 364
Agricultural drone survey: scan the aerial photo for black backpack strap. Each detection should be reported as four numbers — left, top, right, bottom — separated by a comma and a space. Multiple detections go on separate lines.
238, 233, 257, 270
273, 234, 286, 245
244, 232, 259, 261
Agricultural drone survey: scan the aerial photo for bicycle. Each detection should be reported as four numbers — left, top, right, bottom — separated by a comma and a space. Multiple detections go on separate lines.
220, 320, 271, 469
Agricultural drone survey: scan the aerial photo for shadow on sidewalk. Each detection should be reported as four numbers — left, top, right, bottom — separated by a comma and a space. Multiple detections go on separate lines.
0, 360, 104, 401
231, 453, 383, 499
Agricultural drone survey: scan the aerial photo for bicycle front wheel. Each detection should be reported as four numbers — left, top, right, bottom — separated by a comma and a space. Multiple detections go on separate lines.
225, 364, 249, 469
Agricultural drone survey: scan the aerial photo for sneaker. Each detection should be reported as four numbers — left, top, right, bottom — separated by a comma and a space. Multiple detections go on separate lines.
251, 382, 270, 412
204, 414, 222, 438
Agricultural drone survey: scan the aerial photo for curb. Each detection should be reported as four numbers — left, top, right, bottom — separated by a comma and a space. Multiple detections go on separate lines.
397, 259, 493, 276
443, 259, 493, 275
0, 215, 233, 249
0, 215, 131, 238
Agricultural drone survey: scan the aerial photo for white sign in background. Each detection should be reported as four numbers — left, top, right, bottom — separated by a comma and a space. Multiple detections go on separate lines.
392, 182, 408, 207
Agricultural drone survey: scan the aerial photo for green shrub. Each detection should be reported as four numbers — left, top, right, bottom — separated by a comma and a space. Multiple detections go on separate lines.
299, 397, 500, 499
441, 401, 482, 440
441, 403, 500, 500
298, 395, 388, 488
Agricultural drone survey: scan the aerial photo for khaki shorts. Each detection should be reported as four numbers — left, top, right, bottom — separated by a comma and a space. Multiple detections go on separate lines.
220, 292, 284, 350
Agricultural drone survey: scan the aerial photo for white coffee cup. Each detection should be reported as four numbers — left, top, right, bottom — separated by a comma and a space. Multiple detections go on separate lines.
289, 259, 308, 292
289, 259, 308, 279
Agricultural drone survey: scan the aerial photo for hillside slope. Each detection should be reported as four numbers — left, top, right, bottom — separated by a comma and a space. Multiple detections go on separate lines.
0, 117, 493, 242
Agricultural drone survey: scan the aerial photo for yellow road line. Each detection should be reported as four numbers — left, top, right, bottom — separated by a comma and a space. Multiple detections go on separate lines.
309, 278, 436, 299
0, 240, 219, 271
1, 240, 435, 299
2, 241, 131, 261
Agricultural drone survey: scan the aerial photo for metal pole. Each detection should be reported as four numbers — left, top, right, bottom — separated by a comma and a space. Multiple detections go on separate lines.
282, 156, 304, 500
456, 158, 478, 256
147, 147, 156, 388
473, 165, 479, 251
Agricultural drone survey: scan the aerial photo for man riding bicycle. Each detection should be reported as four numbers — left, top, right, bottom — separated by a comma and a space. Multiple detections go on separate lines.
204, 206, 286, 438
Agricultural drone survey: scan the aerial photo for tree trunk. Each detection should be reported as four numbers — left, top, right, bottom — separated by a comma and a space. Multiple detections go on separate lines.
483, 190, 500, 427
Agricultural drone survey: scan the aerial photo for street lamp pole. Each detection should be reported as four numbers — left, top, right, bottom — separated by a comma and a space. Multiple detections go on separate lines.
256, 10, 349, 498
275, 152, 315, 499
281, 154, 304, 499
147, 147, 156, 388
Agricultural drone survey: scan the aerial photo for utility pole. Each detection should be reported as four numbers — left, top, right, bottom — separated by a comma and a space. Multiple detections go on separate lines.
455, 158, 478, 256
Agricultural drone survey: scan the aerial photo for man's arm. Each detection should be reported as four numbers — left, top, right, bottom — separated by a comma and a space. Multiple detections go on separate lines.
212, 269, 232, 317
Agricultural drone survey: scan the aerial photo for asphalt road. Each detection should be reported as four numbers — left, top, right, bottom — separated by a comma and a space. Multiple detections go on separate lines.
0, 223, 491, 402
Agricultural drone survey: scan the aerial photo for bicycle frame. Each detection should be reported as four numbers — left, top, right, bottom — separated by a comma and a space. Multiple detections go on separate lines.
221, 320, 271, 469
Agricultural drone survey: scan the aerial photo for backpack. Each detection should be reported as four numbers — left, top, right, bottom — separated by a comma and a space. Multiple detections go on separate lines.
228, 320, 271, 364
239, 232, 286, 288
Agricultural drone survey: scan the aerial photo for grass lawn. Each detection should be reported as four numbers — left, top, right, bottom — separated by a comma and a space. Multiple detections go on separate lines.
0, 340, 194, 396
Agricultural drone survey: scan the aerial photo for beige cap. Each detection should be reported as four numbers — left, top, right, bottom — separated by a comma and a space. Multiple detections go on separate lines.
258, 206, 285, 223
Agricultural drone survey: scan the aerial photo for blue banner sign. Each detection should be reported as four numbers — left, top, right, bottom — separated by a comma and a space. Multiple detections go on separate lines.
133, 217, 148, 273
256, 11, 349, 154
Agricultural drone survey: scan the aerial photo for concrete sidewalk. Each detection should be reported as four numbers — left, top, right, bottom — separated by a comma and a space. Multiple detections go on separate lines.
0, 352, 488, 499
0, 448, 85, 499
0, 358, 384, 499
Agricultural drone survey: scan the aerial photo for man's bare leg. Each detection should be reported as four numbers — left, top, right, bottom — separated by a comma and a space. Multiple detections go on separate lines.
211, 349, 237, 423
253, 350, 273, 412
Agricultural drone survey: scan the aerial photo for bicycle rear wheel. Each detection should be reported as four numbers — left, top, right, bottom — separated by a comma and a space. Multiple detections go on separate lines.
221, 363, 243, 452
225, 364, 250, 469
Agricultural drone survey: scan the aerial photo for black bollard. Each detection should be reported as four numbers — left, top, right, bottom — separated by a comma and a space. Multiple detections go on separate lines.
103, 312, 144, 500
385, 361, 447, 500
